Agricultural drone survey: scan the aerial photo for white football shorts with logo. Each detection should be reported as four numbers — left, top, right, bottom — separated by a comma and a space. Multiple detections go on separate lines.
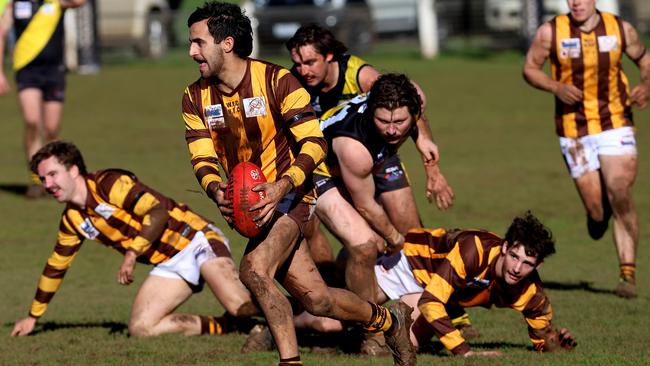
150, 231, 231, 285
374, 252, 423, 300
559, 126, 637, 178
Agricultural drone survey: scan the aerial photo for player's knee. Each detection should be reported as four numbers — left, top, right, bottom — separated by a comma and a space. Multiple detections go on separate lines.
239, 261, 271, 296
300, 290, 335, 317
227, 298, 258, 317
128, 318, 154, 337
349, 239, 380, 265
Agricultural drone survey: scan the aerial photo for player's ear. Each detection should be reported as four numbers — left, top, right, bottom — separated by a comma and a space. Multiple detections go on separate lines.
222, 36, 235, 53
501, 241, 509, 255
69, 164, 80, 177
535, 260, 544, 270
325, 52, 334, 63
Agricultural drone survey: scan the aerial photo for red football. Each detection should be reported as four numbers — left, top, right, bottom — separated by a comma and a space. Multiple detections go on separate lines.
226, 162, 267, 238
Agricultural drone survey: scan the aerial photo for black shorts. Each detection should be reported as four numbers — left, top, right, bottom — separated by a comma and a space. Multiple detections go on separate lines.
314, 154, 410, 198
15, 64, 66, 102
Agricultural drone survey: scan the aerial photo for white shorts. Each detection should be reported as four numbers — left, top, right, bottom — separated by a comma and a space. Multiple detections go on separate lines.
374, 252, 423, 300
559, 127, 637, 178
150, 231, 231, 286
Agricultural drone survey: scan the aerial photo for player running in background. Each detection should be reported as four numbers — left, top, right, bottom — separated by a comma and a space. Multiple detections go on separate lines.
182, 3, 415, 365
11, 141, 258, 338
375, 212, 577, 356
523, 0, 649, 298
0, 0, 86, 198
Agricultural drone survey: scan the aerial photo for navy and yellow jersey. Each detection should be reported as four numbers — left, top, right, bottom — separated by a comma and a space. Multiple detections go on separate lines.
292, 54, 369, 117
550, 11, 633, 138
405, 228, 553, 355
183, 58, 327, 203
28, 169, 229, 318
314, 93, 409, 178
12, 0, 65, 70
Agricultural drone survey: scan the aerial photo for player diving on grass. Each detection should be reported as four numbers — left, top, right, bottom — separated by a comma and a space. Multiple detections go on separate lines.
11, 141, 258, 338
375, 212, 577, 356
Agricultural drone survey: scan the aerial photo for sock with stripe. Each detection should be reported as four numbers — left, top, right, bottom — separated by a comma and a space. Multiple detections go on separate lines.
363, 302, 394, 334
620, 263, 636, 283
199, 315, 226, 335
278, 356, 302, 366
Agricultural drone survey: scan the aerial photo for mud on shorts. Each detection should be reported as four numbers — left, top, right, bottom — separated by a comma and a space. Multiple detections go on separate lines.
313, 154, 411, 197
559, 127, 637, 178
150, 225, 231, 289
15, 64, 66, 102
374, 252, 423, 300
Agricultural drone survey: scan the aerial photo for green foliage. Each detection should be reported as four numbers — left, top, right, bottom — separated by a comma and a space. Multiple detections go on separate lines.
0, 43, 648, 365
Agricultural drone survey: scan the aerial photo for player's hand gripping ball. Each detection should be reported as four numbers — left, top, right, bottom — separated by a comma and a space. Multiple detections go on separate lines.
226, 162, 267, 238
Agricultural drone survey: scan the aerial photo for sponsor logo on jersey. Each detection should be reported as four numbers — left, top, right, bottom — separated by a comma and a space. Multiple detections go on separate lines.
79, 218, 100, 239
205, 104, 225, 129
243, 96, 267, 118
560, 38, 581, 59
598, 35, 618, 52
467, 277, 490, 288
94, 203, 116, 220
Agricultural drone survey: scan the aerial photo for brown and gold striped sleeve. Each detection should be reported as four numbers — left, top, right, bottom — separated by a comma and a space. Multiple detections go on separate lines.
514, 278, 554, 351
182, 84, 222, 200
29, 212, 84, 318
417, 235, 484, 355
273, 69, 327, 187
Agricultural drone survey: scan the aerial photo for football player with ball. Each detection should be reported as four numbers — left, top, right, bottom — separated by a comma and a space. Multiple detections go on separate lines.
182, 2, 416, 365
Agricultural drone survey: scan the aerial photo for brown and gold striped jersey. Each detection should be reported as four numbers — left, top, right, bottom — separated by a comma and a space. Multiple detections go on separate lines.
28, 169, 229, 318
550, 12, 633, 137
405, 228, 553, 355
182, 58, 327, 202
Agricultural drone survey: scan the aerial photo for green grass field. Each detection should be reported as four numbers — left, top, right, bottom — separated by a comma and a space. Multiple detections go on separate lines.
0, 43, 648, 365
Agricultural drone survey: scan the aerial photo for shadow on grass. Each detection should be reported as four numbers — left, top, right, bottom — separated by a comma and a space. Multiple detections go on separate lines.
419, 340, 528, 356
27, 321, 128, 335
543, 281, 614, 295
0, 183, 28, 196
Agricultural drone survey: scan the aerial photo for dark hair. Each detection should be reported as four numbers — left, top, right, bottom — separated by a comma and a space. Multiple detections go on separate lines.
285, 24, 348, 58
187, 1, 253, 58
504, 211, 556, 263
30, 141, 87, 176
366, 73, 421, 121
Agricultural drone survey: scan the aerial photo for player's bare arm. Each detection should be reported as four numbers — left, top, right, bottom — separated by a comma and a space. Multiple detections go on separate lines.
357, 64, 381, 93
523, 22, 583, 105
0, 3, 12, 96
334, 137, 404, 255
118, 204, 169, 285
623, 20, 650, 109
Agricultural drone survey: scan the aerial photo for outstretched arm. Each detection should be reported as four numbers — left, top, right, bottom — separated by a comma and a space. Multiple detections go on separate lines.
11, 215, 84, 336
